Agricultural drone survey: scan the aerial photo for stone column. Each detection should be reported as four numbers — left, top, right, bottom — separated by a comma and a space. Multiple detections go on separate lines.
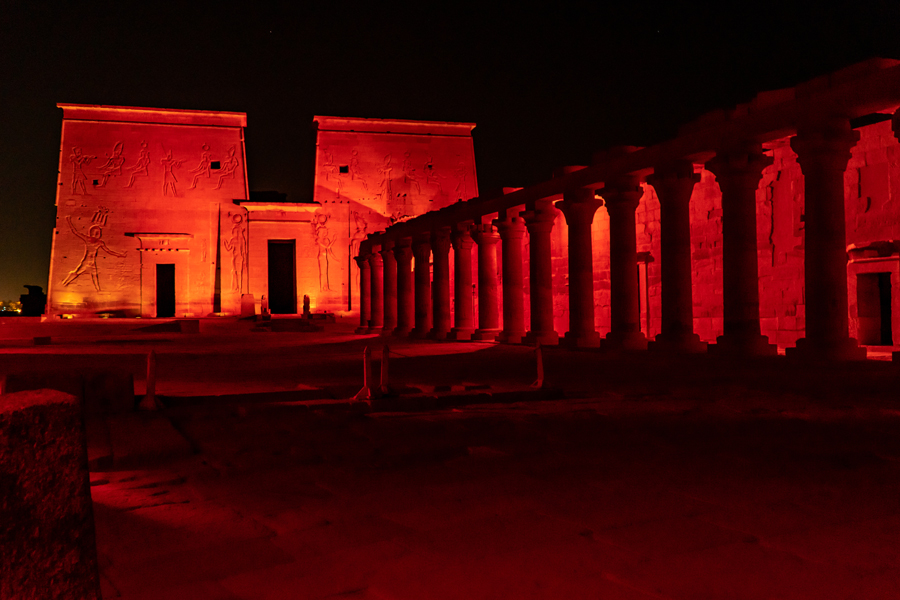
354, 252, 371, 334
494, 211, 527, 343
787, 118, 866, 360
449, 223, 476, 340
522, 199, 559, 345
646, 160, 708, 353
380, 239, 397, 335
366, 248, 384, 333
601, 176, 647, 351
706, 144, 777, 356
412, 234, 432, 338
393, 239, 414, 336
557, 187, 603, 348
472, 223, 502, 341
428, 227, 452, 340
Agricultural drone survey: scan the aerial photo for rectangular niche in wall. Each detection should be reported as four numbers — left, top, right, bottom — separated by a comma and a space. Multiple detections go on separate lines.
268, 240, 297, 314
857, 272, 892, 346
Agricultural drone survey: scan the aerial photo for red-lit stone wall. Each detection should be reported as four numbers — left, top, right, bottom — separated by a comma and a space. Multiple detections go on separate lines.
312, 117, 478, 315
47, 105, 249, 318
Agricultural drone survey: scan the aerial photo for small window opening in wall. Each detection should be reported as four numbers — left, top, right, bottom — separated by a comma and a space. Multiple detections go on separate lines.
92, 180, 99, 186
211, 161, 221, 170
339, 165, 349, 173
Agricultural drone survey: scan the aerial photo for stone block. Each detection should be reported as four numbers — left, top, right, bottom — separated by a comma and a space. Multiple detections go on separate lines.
0, 389, 101, 599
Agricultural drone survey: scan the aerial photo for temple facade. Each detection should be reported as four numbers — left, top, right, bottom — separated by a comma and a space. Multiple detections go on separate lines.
46, 107, 477, 318
354, 58, 900, 360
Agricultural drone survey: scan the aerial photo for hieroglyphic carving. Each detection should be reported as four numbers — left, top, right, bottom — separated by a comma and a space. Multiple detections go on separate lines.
454, 161, 470, 200
96, 142, 125, 187
402, 151, 421, 194
125, 141, 150, 187
376, 154, 393, 203
69, 147, 96, 194
349, 210, 368, 258
61, 207, 126, 291
223, 213, 247, 292
349, 149, 368, 190
215, 146, 240, 190
313, 213, 336, 291
189, 144, 211, 189
424, 156, 442, 193
160, 151, 183, 196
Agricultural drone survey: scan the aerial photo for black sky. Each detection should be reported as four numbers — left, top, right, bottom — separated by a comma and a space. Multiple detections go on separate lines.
1, 1, 899, 301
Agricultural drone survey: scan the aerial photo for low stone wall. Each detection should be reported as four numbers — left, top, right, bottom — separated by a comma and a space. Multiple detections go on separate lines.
0, 389, 101, 599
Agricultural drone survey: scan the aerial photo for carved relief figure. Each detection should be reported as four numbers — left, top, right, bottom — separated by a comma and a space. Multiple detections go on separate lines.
377, 154, 393, 204
223, 213, 248, 292
402, 151, 421, 194
61, 209, 126, 291
454, 161, 469, 200
189, 144, 211, 189
349, 210, 368, 257
96, 142, 125, 187
349, 150, 368, 190
425, 156, 442, 193
215, 146, 240, 190
321, 149, 343, 196
160, 150, 183, 196
313, 213, 336, 291
69, 147, 96, 194
125, 141, 150, 187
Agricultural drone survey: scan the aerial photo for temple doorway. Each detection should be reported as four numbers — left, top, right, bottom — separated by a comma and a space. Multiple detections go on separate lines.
156, 264, 176, 318
268, 240, 297, 314
857, 272, 892, 345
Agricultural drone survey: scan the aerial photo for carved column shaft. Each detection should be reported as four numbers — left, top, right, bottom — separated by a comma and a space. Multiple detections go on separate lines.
522, 200, 559, 345
429, 228, 452, 339
449, 226, 476, 340
558, 188, 603, 348
354, 254, 371, 334
706, 144, 776, 355
380, 240, 397, 334
495, 213, 527, 344
412, 235, 432, 338
472, 223, 501, 340
367, 250, 384, 332
393, 240, 414, 335
647, 161, 707, 353
788, 119, 866, 359
601, 177, 647, 351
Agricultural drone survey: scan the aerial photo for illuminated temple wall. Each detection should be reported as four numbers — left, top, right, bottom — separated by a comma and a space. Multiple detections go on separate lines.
307, 117, 478, 314
47, 104, 249, 317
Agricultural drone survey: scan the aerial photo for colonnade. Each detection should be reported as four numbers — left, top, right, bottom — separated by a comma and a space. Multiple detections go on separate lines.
355, 60, 900, 361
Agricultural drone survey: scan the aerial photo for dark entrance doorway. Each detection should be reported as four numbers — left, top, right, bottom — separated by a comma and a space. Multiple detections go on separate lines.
156, 264, 175, 318
268, 240, 297, 314
857, 272, 893, 345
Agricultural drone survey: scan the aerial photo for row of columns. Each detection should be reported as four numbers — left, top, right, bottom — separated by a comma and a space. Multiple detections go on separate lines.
357, 117, 867, 360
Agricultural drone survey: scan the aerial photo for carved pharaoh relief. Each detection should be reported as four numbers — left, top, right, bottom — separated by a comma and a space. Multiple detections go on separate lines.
61, 207, 127, 292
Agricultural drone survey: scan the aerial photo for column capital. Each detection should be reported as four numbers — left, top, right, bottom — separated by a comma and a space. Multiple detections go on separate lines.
558, 187, 603, 226
354, 255, 370, 269
600, 175, 643, 212
451, 223, 475, 250
647, 160, 700, 208
522, 199, 558, 233
367, 250, 383, 267
431, 226, 452, 255
790, 117, 859, 172
393, 238, 412, 262
493, 215, 526, 241
705, 142, 772, 183
472, 223, 500, 246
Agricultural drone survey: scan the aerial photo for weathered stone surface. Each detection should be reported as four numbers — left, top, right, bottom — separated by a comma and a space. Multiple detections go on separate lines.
0, 388, 101, 599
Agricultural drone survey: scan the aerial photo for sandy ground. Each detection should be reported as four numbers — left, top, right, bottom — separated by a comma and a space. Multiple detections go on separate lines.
3, 317, 900, 598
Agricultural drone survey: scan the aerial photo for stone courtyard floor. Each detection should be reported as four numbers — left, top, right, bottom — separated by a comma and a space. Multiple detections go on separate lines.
3, 317, 900, 598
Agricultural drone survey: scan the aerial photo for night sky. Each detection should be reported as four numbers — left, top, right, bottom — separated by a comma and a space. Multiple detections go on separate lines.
1, 2, 899, 301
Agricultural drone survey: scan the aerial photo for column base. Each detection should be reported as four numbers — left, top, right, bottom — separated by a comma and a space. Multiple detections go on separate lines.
366, 326, 383, 335
411, 327, 431, 339
524, 330, 559, 346
447, 328, 474, 341
648, 332, 708, 354
708, 333, 777, 357
600, 331, 647, 351
380, 327, 395, 336
785, 337, 867, 361
563, 330, 601, 348
472, 328, 501, 341
355, 326, 371, 334
427, 328, 450, 341
497, 329, 527, 344
392, 326, 413, 337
